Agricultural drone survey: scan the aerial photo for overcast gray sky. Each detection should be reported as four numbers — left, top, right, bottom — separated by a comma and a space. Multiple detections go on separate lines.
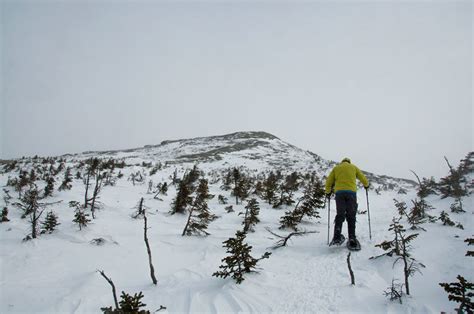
1, 0, 472, 179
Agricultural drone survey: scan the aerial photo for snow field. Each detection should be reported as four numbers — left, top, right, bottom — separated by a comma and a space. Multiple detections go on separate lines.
0, 166, 472, 313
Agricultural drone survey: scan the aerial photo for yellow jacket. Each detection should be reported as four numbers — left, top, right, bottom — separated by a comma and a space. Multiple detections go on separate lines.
325, 159, 369, 194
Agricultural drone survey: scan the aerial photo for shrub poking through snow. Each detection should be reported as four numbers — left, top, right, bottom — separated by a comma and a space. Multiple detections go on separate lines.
241, 198, 260, 233
40, 211, 60, 234
213, 230, 271, 284
466, 238, 474, 257
1, 207, 9, 222
182, 179, 216, 236
13, 184, 52, 240
371, 217, 425, 295
439, 275, 474, 313
98, 270, 152, 314
384, 279, 405, 304
58, 167, 73, 191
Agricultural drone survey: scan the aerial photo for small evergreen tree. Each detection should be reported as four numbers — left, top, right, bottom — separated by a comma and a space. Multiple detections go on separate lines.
43, 175, 55, 197
439, 156, 470, 198
1, 207, 9, 222
101, 291, 151, 314
218, 195, 228, 204
170, 180, 192, 215
450, 198, 465, 213
466, 238, 474, 257
241, 198, 260, 233
407, 199, 435, 230
153, 182, 168, 200
371, 217, 424, 295
58, 167, 73, 191
41, 211, 60, 234
13, 184, 50, 239
439, 275, 474, 313
410, 170, 438, 199
298, 180, 325, 222
439, 211, 455, 226
212, 230, 271, 284
70, 198, 94, 228
182, 179, 217, 236
278, 207, 302, 231
262, 172, 279, 205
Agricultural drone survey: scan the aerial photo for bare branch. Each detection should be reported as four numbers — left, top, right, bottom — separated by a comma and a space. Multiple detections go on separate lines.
347, 252, 355, 285
97, 270, 119, 310
266, 227, 318, 249
144, 209, 158, 285
409, 170, 422, 186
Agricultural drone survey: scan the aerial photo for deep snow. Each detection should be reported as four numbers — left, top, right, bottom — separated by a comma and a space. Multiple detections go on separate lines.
0, 158, 472, 314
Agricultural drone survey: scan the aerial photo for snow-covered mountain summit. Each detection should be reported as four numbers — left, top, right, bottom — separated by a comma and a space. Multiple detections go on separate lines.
77, 131, 415, 190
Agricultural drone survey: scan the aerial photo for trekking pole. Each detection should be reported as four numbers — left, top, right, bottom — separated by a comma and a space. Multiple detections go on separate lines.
327, 196, 331, 245
366, 188, 372, 240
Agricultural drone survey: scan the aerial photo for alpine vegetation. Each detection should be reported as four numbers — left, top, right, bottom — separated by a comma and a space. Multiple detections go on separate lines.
213, 230, 271, 284
0, 132, 471, 313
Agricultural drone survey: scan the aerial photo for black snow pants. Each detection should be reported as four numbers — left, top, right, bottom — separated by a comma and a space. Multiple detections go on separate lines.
334, 192, 358, 239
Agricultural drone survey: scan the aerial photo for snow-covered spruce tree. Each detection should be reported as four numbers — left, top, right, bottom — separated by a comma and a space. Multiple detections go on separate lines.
1, 189, 12, 222
58, 167, 73, 191
128, 170, 145, 186
296, 179, 325, 222
153, 182, 168, 200
262, 171, 279, 205
70, 201, 91, 231
439, 237, 474, 313
40, 211, 60, 234
394, 199, 408, 218
1, 207, 9, 222
439, 156, 470, 213
82, 157, 107, 218
230, 168, 250, 205
439, 211, 455, 226
278, 206, 302, 231
15, 170, 32, 198
371, 217, 424, 295
13, 184, 50, 240
182, 179, 217, 236
43, 175, 55, 198
170, 168, 179, 186
278, 180, 324, 231
169, 179, 192, 215
218, 194, 228, 204
439, 275, 474, 313
406, 199, 435, 231
98, 271, 152, 314
272, 172, 300, 208
73, 210, 91, 231
212, 230, 271, 284
466, 238, 474, 257
101, 291, 151, 314
241, 198, 260, 233
410, 170, 438, 199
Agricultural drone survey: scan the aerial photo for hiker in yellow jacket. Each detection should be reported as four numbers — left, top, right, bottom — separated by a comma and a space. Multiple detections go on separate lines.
325, 158, 369, 248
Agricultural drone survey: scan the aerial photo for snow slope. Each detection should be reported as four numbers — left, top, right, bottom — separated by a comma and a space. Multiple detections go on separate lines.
0, 133, 471, 314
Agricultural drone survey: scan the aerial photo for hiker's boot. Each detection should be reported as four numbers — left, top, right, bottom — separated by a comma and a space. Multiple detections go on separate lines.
330, 228, 345, 246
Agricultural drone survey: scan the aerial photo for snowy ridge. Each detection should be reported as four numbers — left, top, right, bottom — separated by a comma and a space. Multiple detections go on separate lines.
75, 131, 415, 190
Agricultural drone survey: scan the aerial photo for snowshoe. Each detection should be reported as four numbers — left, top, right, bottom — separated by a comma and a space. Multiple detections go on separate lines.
347, 238, 361, 251
329, 234, 346, 246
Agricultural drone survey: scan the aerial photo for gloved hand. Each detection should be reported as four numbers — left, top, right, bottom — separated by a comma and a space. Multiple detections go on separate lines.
364, 184, 370, 190
325, 193, 332, 199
